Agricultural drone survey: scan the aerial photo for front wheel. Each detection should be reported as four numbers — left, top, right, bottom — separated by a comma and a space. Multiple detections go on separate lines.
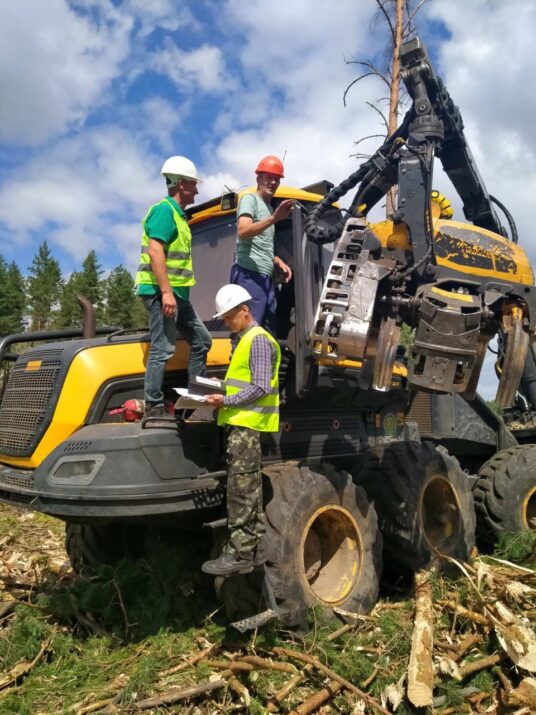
220, 462, 383, 626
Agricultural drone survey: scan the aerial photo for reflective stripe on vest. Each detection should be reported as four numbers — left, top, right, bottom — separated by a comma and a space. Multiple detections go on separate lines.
135, 199, 196, 288
218, 326, 281, 433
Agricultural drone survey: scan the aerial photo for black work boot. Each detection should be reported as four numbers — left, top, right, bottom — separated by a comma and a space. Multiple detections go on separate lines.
201, 552, 254, 576
142, 403, 177, 430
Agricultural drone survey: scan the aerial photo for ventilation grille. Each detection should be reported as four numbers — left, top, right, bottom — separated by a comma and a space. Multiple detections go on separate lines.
407, 391, 433, 434
63, 441, 92, 454
0, 351, 64, 456
0, 470, 33, 490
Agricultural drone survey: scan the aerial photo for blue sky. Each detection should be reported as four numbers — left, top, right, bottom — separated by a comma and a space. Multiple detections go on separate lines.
1, 0, 536, 398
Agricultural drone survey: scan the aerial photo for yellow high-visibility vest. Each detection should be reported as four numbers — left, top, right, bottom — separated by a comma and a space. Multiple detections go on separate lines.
218, 326, 281, 432
135, 200, 195, 288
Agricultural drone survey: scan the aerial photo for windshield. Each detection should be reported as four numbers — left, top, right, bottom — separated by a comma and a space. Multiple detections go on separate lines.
190, 215, 237, 322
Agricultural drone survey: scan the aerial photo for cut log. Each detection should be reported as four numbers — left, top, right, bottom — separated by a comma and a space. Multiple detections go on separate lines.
407, 569, 434, 707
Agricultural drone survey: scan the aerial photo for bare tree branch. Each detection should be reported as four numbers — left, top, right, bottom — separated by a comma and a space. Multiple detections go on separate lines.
343, 72, 378, 106
375, 0, 396, 44
344, 59, 392, 88
366, 101, 389, 132
404, 0, 430, 34
353, 134, 388, 148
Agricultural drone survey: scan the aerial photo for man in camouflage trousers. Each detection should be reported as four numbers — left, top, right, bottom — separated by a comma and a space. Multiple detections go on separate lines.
225, 426, 264, 560
202, 284, 281, 577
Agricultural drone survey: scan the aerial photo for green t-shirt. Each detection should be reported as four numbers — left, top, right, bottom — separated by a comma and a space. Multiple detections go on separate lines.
137, 196, 190, 300
236, 192, 274, 276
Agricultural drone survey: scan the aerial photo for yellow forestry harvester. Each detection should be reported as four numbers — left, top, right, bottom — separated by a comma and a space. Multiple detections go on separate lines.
0, 37, 534, 629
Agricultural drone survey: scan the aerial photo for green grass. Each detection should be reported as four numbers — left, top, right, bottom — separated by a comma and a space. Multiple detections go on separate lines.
493, 530, 536, 564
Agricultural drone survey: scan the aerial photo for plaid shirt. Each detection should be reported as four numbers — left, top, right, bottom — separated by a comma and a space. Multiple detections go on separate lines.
223, 323, 277, 407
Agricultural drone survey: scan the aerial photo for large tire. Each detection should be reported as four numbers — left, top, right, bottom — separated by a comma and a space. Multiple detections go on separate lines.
352, 441, 476, 574
474, 445, 536, 547
220, 462, 382, 627
65, 523, 146, 574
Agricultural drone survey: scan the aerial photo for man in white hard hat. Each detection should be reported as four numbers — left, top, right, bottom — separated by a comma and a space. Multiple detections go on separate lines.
201, 284, 281, 576
136, 156, 212, 426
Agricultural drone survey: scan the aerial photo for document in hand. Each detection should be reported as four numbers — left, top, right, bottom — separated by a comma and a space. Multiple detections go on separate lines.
188, 375, 225, 396
174, 387, 209, 409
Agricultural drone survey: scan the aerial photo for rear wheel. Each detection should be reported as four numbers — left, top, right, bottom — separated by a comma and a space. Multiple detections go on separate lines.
219, 462, 382, 626
352, 441, 476, 574
474, 445, 536, 547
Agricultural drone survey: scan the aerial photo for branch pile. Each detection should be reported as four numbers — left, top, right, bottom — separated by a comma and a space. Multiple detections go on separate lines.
1, 504, 536, 713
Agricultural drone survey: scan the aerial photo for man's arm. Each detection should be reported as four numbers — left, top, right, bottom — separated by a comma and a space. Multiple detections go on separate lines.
237, 199, 295, 240
148, 239, 176, 317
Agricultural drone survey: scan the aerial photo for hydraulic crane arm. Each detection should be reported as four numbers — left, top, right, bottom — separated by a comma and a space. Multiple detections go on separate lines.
307, 37, 507, 246
400, 38, 505, 236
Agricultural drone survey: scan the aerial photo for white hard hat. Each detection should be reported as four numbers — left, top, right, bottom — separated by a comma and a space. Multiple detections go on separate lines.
213, 284, 253, 318
160, 156, 202, 184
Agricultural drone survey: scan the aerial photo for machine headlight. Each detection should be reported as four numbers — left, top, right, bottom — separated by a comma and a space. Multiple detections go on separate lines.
50, 456, 104, 485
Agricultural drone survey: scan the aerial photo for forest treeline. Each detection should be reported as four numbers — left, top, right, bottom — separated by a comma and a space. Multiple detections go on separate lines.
0, 241, 147, 335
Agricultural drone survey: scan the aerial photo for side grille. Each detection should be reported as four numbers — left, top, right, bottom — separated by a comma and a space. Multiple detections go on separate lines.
407, 391, 433, 434
64, 441, 92, 453
0, 348, 64, 457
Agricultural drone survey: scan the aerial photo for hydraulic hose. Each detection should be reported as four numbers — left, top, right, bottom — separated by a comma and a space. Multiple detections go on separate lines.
304, 164, 368, 244
489, 194, 518, 243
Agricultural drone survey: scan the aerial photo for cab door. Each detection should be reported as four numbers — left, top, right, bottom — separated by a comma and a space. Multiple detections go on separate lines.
291, 206, 325, 396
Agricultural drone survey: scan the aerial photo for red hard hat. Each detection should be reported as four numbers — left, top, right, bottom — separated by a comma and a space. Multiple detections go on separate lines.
255, 155, 284, 178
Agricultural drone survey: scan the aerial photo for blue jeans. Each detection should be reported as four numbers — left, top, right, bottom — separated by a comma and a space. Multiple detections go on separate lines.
230, 264, 276, 335
143, 294, 212, 405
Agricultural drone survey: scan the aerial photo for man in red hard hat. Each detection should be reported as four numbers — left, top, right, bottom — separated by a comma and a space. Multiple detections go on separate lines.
229, 155, 294, 334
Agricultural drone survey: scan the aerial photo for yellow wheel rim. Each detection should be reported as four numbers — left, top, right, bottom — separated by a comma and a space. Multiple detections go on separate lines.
522, 485, 536, 530
299, 505, 362, 605
420, 475, 463, 554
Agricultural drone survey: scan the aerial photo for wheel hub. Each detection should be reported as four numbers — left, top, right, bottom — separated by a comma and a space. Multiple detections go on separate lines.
300, 505, 362, 605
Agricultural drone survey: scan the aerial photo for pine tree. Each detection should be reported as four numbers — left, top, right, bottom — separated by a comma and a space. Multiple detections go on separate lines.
132, 295, 149, 330
56, 271, 83, 329
104, 265, 138, 329
0, 257, 8, 333
0, 261, 26, 333
78, 251, 104, 313
27, 242, 63, 331
56, 250, 104, 329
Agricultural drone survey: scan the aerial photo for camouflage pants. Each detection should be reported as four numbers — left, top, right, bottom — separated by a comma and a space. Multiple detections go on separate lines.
225, 425, 264, 559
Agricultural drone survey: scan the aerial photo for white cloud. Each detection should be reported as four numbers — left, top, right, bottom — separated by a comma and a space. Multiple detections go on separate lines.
201, 0, 387, 196
0, 0, 133, 145
151, 40, 227, 92
120, 0, 199, 36
0, 126, 162, 266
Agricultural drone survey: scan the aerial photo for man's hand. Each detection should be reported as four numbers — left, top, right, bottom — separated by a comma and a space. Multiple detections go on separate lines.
273, 199, 294, 223
274, 256, 293, 283
205, 393, 225, 407
161, 290, 177, 318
